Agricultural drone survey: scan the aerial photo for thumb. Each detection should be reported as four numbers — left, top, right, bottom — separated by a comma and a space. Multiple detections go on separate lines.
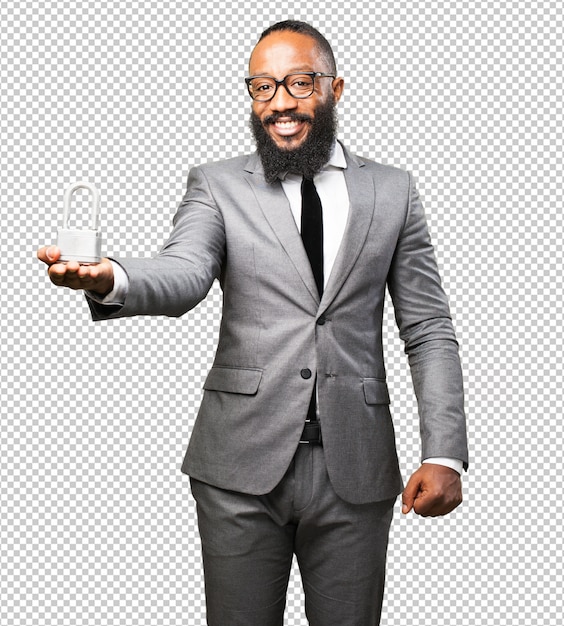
37, 245, 60, 265
401, 473, 421, 514
46, 245, 61, 263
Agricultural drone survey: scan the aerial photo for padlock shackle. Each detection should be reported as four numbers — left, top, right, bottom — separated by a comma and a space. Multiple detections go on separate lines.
62, 181, 100, 230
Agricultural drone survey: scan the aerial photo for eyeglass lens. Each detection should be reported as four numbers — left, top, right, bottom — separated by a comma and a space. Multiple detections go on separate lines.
248, 74, 316, 101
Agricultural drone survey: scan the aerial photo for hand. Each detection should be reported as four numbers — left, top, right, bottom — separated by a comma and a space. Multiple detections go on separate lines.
37, 245, 115, 297
402, 463, 463, 517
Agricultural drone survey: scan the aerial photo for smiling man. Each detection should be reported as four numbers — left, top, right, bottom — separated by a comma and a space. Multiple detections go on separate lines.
247, 27, 343, 183
38, 20, 468, 626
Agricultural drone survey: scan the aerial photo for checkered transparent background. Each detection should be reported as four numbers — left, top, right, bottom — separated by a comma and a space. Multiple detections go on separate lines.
1, 1, 562, 624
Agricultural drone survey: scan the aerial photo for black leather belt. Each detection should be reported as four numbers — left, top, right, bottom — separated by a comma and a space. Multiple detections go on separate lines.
299, 420, 322, 445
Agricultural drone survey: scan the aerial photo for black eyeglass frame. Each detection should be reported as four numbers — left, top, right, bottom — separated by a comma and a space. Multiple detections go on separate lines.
244, 71, 336, 102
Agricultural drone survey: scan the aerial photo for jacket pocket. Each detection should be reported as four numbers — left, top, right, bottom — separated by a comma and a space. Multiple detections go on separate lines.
363, 378, 390, 405
203, 366, 263, 395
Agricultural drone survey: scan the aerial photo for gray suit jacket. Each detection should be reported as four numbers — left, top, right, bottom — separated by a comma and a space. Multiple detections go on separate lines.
89, 144, 468, 504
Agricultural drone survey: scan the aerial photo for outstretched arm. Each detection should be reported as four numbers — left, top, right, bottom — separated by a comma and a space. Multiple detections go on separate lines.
37, 165, 226, 320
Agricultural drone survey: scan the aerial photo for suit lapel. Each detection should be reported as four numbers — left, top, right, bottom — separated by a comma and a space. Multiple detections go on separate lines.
320, 149, 375, 310
244, 153, 320, 305
243, 148, 376, 311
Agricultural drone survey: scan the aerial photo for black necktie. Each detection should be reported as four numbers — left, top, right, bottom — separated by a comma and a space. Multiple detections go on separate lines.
301, 177, 323, 425
301, 177, 324, 297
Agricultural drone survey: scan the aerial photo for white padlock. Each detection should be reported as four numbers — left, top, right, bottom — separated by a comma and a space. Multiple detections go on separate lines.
57, 181, 102, 264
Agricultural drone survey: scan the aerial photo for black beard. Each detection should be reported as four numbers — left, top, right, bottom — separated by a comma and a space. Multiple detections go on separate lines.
250, 98, 338, 184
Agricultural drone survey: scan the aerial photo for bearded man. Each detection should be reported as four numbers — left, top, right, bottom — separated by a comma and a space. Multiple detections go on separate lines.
38, 20, 468, 626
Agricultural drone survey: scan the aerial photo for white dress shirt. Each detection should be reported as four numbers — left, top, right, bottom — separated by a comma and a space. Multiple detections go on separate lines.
90, 141, 463, 474
279, 141, 350, 289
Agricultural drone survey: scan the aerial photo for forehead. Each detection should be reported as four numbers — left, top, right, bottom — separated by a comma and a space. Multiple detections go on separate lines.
249, 31, 323, 77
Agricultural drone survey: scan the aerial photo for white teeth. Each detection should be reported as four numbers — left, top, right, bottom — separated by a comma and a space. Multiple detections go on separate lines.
275, 120, 299, 127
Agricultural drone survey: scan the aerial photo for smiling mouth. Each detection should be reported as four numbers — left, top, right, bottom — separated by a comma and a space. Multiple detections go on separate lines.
275, 120, 300, 128
273, 119, 303, 135
267, 115, 311, 138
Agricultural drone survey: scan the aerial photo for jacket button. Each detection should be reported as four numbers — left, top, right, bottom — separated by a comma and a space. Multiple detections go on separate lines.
300, 368, 312, 379
317, 315, 326, 325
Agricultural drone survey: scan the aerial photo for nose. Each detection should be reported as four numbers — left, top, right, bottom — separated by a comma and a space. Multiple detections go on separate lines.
269, 83, 298, 112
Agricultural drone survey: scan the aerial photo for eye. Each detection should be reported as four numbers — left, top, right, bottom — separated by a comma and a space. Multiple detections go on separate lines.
250, 79, 275, 93
289, 75, 314, 91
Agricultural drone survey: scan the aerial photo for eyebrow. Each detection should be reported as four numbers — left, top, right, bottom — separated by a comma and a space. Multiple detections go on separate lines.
249, 66, 317, 77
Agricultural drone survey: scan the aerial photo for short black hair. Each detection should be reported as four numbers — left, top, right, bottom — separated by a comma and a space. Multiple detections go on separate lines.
258, 20, 337, 74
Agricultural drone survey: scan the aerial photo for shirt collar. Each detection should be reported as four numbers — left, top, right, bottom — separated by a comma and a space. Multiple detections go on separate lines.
326, 140, 347, 170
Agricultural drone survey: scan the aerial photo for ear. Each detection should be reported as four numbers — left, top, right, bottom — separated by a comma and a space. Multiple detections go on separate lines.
331, 76, 345, 103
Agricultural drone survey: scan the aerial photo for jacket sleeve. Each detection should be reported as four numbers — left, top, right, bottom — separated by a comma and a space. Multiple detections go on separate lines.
87, 165, 226, 321
387, 173, 469, 469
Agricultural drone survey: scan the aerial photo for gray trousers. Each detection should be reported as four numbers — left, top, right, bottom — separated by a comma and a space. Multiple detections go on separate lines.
190, 444, 396, 626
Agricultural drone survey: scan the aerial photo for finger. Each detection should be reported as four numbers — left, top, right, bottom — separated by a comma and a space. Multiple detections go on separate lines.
48, 260, 83, 288
37, 245, 61, 265
401, 475, 420, 514
77, 263, 95, 279
48, 264, 70, 286
412, 485, 462, 517
49, 259, 77, 278
412, 492, 436, 517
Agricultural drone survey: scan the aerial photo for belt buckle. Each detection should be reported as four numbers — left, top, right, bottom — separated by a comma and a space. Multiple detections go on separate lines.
300, 419, 322, 444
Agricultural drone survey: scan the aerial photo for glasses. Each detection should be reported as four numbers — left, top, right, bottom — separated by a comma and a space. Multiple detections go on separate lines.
245, 72, 335, 102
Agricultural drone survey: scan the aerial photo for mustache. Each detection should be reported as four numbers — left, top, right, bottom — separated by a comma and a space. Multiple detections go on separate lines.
262, 112, 313, 125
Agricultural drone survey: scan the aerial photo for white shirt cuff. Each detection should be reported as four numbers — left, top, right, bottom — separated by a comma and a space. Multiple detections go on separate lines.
422, 457, 464, 475
86, 260, 129, 305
